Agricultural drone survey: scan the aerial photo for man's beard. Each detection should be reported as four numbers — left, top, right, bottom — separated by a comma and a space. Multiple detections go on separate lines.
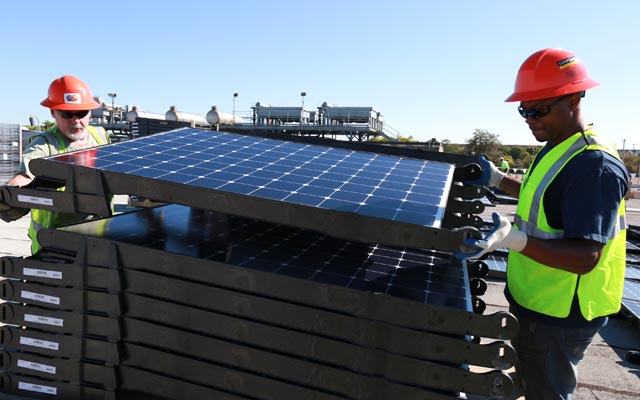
65, 124, 88, 141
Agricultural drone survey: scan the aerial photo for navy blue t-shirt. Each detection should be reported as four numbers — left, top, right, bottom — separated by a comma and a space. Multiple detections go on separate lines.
505, 142, 629, 327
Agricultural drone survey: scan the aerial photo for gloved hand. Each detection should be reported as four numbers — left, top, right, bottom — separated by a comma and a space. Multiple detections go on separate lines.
0, 198, 9, 212
464, 156, 505, 188
0, 197, 29, 223
0, 206, 29, 223
456, 212, 527, 259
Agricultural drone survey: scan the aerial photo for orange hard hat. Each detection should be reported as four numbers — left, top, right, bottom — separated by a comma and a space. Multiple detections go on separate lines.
505, 48, 599, 102
41, 75, 100, 110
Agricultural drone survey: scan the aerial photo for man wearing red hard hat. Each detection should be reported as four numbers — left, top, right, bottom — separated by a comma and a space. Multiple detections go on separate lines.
1, 75, 111, 253
461, 49, 629, 398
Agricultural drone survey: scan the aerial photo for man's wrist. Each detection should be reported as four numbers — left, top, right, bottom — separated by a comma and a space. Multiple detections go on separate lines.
508, 229, 527, 252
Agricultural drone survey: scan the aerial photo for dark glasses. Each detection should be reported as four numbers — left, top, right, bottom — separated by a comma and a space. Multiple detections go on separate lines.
57, 110, 90, 120
518, 95, 569, 119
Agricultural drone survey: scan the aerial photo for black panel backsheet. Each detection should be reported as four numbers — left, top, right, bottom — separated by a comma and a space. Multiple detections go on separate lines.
27, 128, 481, 252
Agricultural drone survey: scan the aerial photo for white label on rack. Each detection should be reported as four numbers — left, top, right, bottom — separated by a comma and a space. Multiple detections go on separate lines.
18, 381, 57, 395
17, 359, 56, 375
17, 194, 53, 206
24, 313, 64, 327
22, 267, 63, 280
19, 336, 59, 351
21, 290, 60, 305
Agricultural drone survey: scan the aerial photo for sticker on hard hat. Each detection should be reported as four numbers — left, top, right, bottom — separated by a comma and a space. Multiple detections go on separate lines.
64, 93, 82, 104
557, 56, 579, 70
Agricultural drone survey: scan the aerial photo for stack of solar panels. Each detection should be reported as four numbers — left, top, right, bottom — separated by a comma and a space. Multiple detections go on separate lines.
0, 128, 517, 399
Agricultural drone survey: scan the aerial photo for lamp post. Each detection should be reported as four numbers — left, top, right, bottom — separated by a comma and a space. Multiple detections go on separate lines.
28, 115, 40, 131
233, 92, 238, 119
108, 92, 117, 123
300, 92, 306, 126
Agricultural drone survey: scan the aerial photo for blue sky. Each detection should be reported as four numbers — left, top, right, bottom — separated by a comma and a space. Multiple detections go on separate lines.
2, 1, 638, 148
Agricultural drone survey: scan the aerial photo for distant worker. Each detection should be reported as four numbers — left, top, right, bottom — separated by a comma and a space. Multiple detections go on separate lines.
0, 75, 110, 254
461, 48, 628, 399
499, 157, 509, 173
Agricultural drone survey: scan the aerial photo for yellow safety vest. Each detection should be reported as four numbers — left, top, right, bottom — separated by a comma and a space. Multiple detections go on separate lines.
28, 126, 110, 254
507, 129, 627, 320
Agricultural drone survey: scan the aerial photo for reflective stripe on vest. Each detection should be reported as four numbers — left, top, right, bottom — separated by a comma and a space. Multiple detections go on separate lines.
28, 126, 109, 254
507, 129, 627, 320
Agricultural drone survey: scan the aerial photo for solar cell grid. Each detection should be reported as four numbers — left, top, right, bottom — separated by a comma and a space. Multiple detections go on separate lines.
626, 265, 640, 280
48, 128, 452, 229
622, 299, 640, 319
484, 254, 508, 276
627, 252, 640, 264
624, 279, 640, 302
628, 241, 640, 251
60, 203, 469, 309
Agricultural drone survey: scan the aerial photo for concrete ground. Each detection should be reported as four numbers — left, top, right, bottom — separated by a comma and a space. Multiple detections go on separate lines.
1, 194, 639, 399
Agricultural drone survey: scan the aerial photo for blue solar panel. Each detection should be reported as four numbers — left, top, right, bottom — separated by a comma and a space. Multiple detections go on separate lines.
623, 279, 640, 302
47, 128, 453, 229
484, 254, 508, 277
622, 299, 640, 319
627, 252, 640, 264
626, 265, 640, 280
58, 204, 470, 309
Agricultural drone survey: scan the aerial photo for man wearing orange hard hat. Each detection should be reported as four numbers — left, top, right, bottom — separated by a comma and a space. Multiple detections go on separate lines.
460, 49, 629, 398
1, 75, 111, 253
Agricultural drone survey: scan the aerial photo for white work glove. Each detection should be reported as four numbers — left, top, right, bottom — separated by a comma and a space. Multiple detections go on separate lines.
463, 156, 505, 188
456, 212, 527, 259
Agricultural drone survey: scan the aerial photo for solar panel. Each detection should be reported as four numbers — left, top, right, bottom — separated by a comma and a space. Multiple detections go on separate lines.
28, 128, 480, 252
58, 203, 470, 309
623, 279, 640, 302
626, 265, 640, 280
60, 128, 451, 226
627, 252, 640, 264
627, 240, 640, 251
484, 254, 508, 277
622, 299, 640, 320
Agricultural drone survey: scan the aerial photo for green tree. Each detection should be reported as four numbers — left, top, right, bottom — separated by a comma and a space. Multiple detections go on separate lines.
508, 146, 522, 161
465, 129, 501, 159
517, 151, 534, 169
442, 139, 465, 154
25, 120, 54, 131
621, 152, 640, 176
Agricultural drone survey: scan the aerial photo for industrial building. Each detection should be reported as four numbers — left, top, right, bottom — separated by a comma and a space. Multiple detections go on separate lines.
80, 97, 443, 151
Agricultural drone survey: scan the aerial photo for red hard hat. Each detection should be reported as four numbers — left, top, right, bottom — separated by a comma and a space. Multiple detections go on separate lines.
505, 48, 599, 102
41, 75, 100, 110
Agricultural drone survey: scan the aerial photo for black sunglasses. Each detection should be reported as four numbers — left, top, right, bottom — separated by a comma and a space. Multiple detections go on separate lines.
518, 95, 569, 119
57, 110, 90, 120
